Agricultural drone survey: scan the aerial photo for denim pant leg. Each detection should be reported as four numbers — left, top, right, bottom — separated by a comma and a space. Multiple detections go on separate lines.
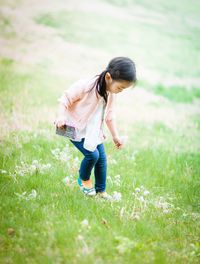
70, 139, 99, 181
94, 143, 107, 193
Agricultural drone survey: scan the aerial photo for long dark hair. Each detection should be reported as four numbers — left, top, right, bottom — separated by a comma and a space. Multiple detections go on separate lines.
92, 57, 137, 103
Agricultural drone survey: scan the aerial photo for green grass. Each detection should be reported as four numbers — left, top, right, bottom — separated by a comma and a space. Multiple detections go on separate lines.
137, 79, 200, 103
148, 83, 200, 103
153, 85, 200, 103
0, 129, 200, 263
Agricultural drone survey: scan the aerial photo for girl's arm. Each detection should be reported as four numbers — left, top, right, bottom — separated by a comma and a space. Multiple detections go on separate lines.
106, 119, 119, 139
58, 80, 85, 109
105, 94, 123, 149
54, 103, 68, 128
105, 93, 118, 138
106, 119, 123, 149
55, 80, 85, 127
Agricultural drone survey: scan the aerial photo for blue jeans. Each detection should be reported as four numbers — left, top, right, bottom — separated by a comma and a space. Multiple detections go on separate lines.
70, 138, 107, 193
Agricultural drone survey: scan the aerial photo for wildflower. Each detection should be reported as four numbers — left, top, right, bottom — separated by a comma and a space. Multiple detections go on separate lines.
11, 160, 52, 177
138, 196, 145, 203
18, 171, 25, 177
77, 235, 84, 241
74, 156, 79, 164
135, 187, 140, 193
143, 190, 150, 196
80, 219, 90, 229
46, 163, 52, 169
115, 236, 135, 254
51, 146, 72, 162
28, 189, 37, 199
62, 176, 70, 185
15, 189, 37, 200
115, 174, 121, 179
154, 197, 174, 214
112, 191, 122, 201
63, 175, 75, 186
0, 169, 7, 174
32, 160, 39, 165
163, 209, 170, 214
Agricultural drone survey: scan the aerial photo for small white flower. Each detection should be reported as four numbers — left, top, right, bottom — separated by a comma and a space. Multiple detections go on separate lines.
112, 191, 122, 201
30, 165, 37, 171
155, 201, 162, 209
143, 190, 150, 196
63, 176, 70, 185
32, 160, 39, 165
27, 189, 37, 200
0, 169, 7, 174
138, 196, 145, 202
74, 156, 79, 162
15, 192, 26, 198
163, 209, 170, 214
15, 189, 37, 200
81, 219, 90, 228
135, 187, 140, 193
77, 235, 84, 241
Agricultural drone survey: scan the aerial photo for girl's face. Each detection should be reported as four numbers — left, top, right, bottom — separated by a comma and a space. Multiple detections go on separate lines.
105, 72, 134, 94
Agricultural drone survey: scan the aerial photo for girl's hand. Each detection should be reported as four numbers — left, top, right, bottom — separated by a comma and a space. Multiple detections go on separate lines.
54, 116, 67, 128
113, 136, 124, 149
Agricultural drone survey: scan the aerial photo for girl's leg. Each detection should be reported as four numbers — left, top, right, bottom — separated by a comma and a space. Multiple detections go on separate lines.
94, 143, 107, 193
70, 139, 99, 181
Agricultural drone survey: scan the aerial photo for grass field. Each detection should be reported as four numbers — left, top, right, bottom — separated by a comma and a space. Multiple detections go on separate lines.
0, 0, 200, 263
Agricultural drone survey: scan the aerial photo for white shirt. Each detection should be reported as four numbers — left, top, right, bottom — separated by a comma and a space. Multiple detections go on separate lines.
73, 98, 106, 151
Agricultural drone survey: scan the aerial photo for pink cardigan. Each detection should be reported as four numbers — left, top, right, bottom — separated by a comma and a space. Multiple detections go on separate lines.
58, 76, 116, 130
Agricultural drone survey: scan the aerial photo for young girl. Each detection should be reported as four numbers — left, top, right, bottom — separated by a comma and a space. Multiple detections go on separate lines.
55, 57, 137, 199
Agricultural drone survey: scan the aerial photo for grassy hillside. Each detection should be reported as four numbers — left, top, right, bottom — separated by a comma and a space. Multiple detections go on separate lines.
0, 0, 200, 263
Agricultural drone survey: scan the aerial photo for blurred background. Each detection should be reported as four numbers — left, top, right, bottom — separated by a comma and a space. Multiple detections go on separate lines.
0, 0, 200, 145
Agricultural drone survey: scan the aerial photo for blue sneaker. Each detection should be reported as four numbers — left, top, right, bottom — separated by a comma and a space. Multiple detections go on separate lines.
77, 178, 96, 196
77, 177, 83, 188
